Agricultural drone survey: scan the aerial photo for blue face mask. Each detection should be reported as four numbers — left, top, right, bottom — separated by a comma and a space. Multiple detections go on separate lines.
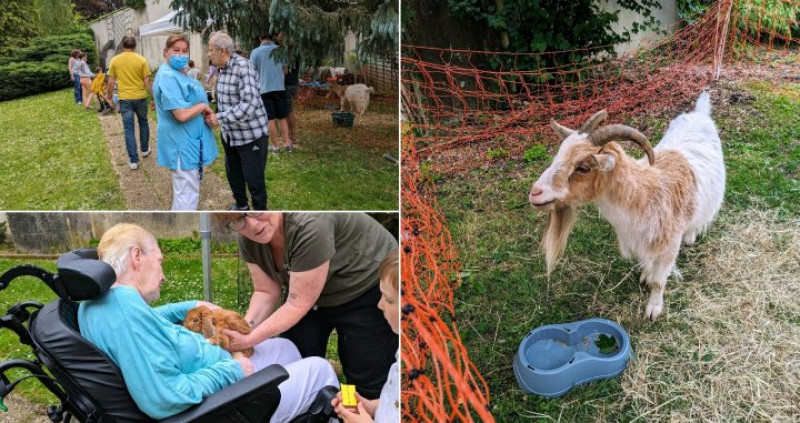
169, 54, 189, 70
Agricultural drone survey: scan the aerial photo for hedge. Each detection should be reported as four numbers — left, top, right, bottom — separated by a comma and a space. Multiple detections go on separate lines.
0, 33, 97, 101
0, 61, 72, 101
11, 33, 97, 66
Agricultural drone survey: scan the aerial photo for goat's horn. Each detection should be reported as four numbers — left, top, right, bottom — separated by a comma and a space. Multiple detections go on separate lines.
579, 110, 608, 134
587, 124, 655, 165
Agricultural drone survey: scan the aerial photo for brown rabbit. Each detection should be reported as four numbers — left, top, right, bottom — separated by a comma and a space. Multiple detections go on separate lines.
184, 306, 254, 358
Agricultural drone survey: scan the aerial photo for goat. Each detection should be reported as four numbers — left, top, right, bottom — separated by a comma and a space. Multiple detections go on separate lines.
329, 83, 374, 116
528, 92, 725, 320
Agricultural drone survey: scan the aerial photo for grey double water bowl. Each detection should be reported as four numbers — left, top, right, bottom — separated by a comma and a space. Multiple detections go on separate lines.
513, 318, 632, 398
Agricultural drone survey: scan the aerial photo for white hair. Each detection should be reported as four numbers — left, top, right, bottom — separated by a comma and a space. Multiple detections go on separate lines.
97, 223, 155, 277
209, 31, 235, 54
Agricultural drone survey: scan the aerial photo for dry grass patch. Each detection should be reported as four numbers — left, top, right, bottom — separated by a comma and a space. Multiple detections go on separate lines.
619, 209, 800, 422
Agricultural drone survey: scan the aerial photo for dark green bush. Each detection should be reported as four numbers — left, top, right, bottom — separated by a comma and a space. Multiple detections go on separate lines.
0, 33, 97, 101
11, 33, 97, 66
0, 62, 72, 101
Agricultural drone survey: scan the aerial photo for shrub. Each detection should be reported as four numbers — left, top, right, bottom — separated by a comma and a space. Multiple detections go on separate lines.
11, 33, 97, 66
0, 33, 97, 101
0, 61, 72, 101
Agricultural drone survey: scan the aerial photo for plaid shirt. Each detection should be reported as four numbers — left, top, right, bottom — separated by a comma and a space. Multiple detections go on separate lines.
215, 53, 269, 146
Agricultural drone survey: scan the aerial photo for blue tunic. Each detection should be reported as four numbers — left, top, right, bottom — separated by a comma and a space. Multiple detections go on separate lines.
78, 285, 244, 419
153, 63, 219, 171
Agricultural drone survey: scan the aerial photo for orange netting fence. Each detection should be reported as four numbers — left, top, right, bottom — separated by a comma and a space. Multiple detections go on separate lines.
401, 1, 798, 421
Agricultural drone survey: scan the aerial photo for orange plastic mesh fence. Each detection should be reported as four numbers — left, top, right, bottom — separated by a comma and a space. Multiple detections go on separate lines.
401, 0, 798, 173
402, 140, 494, 422
401, 1, 797, 421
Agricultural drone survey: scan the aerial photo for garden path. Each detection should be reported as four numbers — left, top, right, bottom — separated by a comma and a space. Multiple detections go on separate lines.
98, 112, 232, 210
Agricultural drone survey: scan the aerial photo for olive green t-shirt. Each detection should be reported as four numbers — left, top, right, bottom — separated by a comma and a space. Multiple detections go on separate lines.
238, 213, 397, 307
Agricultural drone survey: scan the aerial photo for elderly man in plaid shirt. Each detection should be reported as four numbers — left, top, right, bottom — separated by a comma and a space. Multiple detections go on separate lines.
205, 31, 270, 211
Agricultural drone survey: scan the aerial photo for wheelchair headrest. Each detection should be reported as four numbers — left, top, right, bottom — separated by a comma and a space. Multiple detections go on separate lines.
56, 249, 116, 301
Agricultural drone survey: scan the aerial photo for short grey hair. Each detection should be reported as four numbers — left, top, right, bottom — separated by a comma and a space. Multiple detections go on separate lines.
209, 31, 235, 54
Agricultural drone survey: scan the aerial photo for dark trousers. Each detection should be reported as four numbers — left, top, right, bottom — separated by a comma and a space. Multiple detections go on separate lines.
222, 134, 268, 210
282, 284, 398, 400
119, 99, 150, 164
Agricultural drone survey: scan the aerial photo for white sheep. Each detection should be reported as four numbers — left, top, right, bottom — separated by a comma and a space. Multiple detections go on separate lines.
336, 83, 374, 116
528, 92, 725, 320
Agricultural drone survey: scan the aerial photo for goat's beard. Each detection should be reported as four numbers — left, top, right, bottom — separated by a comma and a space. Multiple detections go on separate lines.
542, 205, 577, 274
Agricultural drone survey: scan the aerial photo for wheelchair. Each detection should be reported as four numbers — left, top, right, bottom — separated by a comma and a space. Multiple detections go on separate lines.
0, 248, 338, 423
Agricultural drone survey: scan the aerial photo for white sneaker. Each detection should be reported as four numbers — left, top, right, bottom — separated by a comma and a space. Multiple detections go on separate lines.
129, 162, 139, 170
142, 149, 151, 158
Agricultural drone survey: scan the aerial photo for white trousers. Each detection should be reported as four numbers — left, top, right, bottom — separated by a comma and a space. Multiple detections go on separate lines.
170, 156, 200, 211
249, 338, 340, 423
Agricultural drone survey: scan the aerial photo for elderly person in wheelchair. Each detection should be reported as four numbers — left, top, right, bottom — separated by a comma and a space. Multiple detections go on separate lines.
78, 223, 339, 421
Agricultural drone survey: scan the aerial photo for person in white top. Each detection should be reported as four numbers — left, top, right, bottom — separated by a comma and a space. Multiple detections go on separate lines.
187, 60, 201, 81
331, 248, 401, 423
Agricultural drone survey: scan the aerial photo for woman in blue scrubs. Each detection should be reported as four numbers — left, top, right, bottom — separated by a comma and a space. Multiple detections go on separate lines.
152, 34, 219, 210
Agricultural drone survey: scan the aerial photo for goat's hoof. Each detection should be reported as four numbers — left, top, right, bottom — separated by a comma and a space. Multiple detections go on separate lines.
639, 273, 648, 285
644, 303, 663, 320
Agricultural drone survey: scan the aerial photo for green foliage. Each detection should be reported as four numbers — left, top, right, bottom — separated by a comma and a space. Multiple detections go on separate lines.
446, 0, 663, 72
595, 334, 619, 354
0, 33, 97, 101
356, 0, 399, 65
125, 0, 146, 10
33, 0, 81, 36
736, 0, 800, 40
0, 0, 40, 57
485, 147, 509, 159
171, 0, 397, 68
676, 0, 713, 25
522, 145, 550, 163
10, 33, 97, 66
0, 222, 6, 245
0, 62, 71, 102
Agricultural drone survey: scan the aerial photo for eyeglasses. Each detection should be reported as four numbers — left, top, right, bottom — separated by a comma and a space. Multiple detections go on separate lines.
225, 213, 263, 232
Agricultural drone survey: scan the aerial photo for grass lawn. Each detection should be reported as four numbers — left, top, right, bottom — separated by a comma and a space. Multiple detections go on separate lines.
432, 80, 800, 420
0, 88, 398, 211
0, 90, 125, 209
207, 93, 399, 211
0, 239, 341, 418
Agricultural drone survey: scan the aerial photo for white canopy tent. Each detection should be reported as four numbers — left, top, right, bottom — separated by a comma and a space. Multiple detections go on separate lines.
139, 10, 182, 37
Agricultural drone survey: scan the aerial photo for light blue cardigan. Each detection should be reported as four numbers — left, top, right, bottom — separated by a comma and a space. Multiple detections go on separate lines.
78, 285, 244, 419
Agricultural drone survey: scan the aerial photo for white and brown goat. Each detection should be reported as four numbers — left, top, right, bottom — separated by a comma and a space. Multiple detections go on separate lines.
529, 92, 725, 320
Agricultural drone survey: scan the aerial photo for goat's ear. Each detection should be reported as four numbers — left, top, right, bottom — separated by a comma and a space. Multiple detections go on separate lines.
550, 119, 575, 140
593, 153, 616, 172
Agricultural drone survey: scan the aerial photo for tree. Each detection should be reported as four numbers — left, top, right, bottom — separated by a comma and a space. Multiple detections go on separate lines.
71, 0, 123, 21
0, 0, 40, 57
170, 0, 398, 67
35, 0, 81, 36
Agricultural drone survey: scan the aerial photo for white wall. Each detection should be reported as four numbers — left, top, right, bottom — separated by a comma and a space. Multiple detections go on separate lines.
602, 0, 679, 54
89, 1, 208, 75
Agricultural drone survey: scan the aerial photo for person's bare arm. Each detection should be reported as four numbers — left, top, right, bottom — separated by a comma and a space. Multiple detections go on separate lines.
243, 263, 283, 327
171, 103, 213, 123
225, 261, 329, 350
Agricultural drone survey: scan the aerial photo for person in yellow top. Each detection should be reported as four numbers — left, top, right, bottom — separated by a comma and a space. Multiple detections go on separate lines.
89, 69, 114, 113
107, 35, 153, 170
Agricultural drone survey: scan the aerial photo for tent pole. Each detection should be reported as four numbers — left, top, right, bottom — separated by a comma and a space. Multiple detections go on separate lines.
201, 213, 212, 302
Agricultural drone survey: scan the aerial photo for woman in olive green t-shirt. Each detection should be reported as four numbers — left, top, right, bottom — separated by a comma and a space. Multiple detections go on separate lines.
222, 212, 398, 399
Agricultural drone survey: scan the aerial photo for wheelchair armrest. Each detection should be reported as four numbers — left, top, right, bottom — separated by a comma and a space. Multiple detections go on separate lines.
160, 364, 289, 423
